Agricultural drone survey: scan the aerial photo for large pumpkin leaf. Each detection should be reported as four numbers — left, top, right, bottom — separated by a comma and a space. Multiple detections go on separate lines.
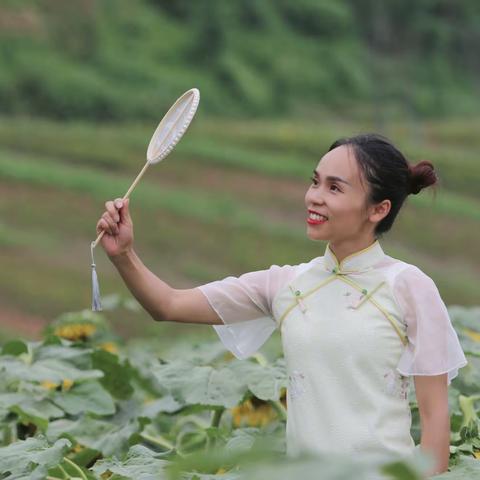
152, 361, 246, 408
47, 400, 145, 458
228, 358, 287, 401
0, 356, 103, 384
1, 340, 29, 356
0, 435, 71, 479
0, 392, 64, 431
91, 349, 135, 400
52, 380, 115, 415
91, 444, 170, 479
35, 342, 94, 367
152, 357, 287, 408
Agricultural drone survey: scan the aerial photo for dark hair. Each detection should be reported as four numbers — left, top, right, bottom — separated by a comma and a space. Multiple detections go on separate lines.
328, 133, 438, 239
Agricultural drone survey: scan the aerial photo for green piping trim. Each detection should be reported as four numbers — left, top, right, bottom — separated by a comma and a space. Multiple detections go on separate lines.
278, 273, 407, 346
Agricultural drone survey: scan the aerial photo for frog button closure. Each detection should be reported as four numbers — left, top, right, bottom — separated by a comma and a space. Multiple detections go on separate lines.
289, 285, 308, 313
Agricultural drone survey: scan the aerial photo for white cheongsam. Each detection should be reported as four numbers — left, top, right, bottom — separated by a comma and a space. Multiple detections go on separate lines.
196, 240, 468, 461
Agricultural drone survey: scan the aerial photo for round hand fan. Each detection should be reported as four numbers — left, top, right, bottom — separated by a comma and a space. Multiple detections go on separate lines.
90, 88, 200, 310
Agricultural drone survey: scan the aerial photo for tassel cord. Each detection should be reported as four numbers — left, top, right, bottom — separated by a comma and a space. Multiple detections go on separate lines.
91, 241, 102, 311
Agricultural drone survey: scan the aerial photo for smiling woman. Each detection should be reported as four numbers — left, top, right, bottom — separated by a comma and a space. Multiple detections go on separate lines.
304, 133, 438, 263
98, 132, 467, 476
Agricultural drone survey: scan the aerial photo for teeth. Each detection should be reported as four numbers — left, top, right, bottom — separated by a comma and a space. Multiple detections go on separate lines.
309, 213, 328, 221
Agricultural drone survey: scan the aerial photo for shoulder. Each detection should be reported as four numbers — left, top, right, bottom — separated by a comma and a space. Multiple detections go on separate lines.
380, 255, 436, 288
379, 257, 441, 319
389, 260, 445, 320
265, 256, 320, 284
294, 256, 322, 278
268, 256, 320, 304
392, 261, 438, 292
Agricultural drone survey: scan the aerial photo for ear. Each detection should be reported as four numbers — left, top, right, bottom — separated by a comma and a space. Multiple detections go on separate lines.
369, 199, 391, 223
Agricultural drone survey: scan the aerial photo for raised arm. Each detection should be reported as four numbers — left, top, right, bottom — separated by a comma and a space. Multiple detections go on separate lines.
97, 197, 221, 325
110, 249, 222, 325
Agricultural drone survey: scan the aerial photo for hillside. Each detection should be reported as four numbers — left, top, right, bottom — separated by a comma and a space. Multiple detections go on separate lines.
0, 0, 479, 119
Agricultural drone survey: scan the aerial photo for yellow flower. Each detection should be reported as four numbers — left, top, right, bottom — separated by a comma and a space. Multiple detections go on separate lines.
216, 467, 227, 474
223, 351, 235, 362
62, 379, 74, 391
474, 450, 480, 460
464, 328, 480, 343
230, 398, 277, 427
100, 342, 118, 354
73, 443, 84, 453
54, 323, 97, 341
41, 380, 58, 390
41, 379, 74, 391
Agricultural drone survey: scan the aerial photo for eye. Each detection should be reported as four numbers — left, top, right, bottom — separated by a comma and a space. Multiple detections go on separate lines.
310, 177, 341, 192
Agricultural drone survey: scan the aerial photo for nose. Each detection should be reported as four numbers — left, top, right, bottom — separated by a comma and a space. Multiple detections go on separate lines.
305, 186, 326, 209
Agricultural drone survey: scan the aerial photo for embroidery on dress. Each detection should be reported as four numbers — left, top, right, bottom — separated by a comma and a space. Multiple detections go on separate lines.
288, 370, 307, 400
383, 368, 410, 400
344, 289, 364, 309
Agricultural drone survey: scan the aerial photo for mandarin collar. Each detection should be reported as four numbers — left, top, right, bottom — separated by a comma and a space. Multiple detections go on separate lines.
323, 239, 385, 274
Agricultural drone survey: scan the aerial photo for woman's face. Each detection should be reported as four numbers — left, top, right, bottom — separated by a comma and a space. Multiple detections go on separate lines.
304, 145, 383, 244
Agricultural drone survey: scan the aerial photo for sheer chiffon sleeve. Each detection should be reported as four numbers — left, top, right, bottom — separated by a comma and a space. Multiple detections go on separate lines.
196, 263, 301, 359
393, 265, 468, 385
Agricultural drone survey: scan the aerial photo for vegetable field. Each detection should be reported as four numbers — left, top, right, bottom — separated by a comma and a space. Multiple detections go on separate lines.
0, 302, 479, 479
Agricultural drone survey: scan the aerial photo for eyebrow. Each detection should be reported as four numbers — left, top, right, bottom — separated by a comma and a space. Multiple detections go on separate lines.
313, 170, 352, 186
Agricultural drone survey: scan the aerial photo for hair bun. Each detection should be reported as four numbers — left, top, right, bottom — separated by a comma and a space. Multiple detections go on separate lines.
408, 160, 438, 195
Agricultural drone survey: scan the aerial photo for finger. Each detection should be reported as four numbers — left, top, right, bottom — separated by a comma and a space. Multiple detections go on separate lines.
97, 219, 112, 236
105, 200, 120, 223
101, 212, 119, 234
97, 218, 111, 235
114, 198, 130, 224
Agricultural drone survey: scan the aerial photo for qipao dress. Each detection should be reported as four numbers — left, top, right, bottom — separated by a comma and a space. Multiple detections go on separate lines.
196, 240, 468, 461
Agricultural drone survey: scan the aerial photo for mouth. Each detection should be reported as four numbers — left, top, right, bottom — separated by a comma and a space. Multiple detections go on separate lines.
307, 211, 328, 225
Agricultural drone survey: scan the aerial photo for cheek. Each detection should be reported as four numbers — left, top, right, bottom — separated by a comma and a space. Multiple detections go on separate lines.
333, 197, 364, 218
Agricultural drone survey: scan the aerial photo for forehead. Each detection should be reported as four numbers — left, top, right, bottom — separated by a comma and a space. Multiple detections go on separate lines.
315, 145, 360, 186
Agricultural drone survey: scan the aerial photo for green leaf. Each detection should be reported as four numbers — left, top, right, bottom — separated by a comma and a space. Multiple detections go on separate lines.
1, 340, 28, 356
0, 356, 103, 384
228, 358, 287, 401
91, 349, 134, 400
0, 435, 71, 478
0, 393, 64, 431
90, 444, 170, 479
152, 356, 287, 408
52, 381, 115, 416
35, 343, 93, 365
153, 361, 246, 408
140, 394, 184, 417
11, 400, 64, 432
47, 403, 143, 458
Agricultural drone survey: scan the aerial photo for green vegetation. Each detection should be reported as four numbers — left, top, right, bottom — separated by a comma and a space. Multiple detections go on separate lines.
0, 305, 479, 478
0, 1, 479, 119
0, 3, 478, 477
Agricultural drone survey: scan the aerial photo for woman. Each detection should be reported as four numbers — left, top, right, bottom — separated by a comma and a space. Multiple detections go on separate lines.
96, 133, 467, 477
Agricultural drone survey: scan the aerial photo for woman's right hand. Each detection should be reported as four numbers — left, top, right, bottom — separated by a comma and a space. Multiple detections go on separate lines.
96, 198, 134, 258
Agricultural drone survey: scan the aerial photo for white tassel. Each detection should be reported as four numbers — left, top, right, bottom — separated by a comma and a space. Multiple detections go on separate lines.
91, 241, 102, 311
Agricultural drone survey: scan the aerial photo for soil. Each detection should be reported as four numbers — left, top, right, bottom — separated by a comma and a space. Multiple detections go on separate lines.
0, 305, 48, 340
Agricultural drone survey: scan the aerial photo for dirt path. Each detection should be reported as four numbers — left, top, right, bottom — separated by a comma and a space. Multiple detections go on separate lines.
0, 305, 48, 340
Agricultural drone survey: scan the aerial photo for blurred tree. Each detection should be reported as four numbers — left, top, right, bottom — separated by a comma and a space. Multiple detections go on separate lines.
0, 0, 478, 119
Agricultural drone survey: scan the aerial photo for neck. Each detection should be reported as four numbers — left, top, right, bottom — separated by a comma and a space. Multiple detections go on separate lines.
328, 237, 378, 265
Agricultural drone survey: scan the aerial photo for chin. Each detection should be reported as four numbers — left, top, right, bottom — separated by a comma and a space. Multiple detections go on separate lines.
306, 229, 329, 241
